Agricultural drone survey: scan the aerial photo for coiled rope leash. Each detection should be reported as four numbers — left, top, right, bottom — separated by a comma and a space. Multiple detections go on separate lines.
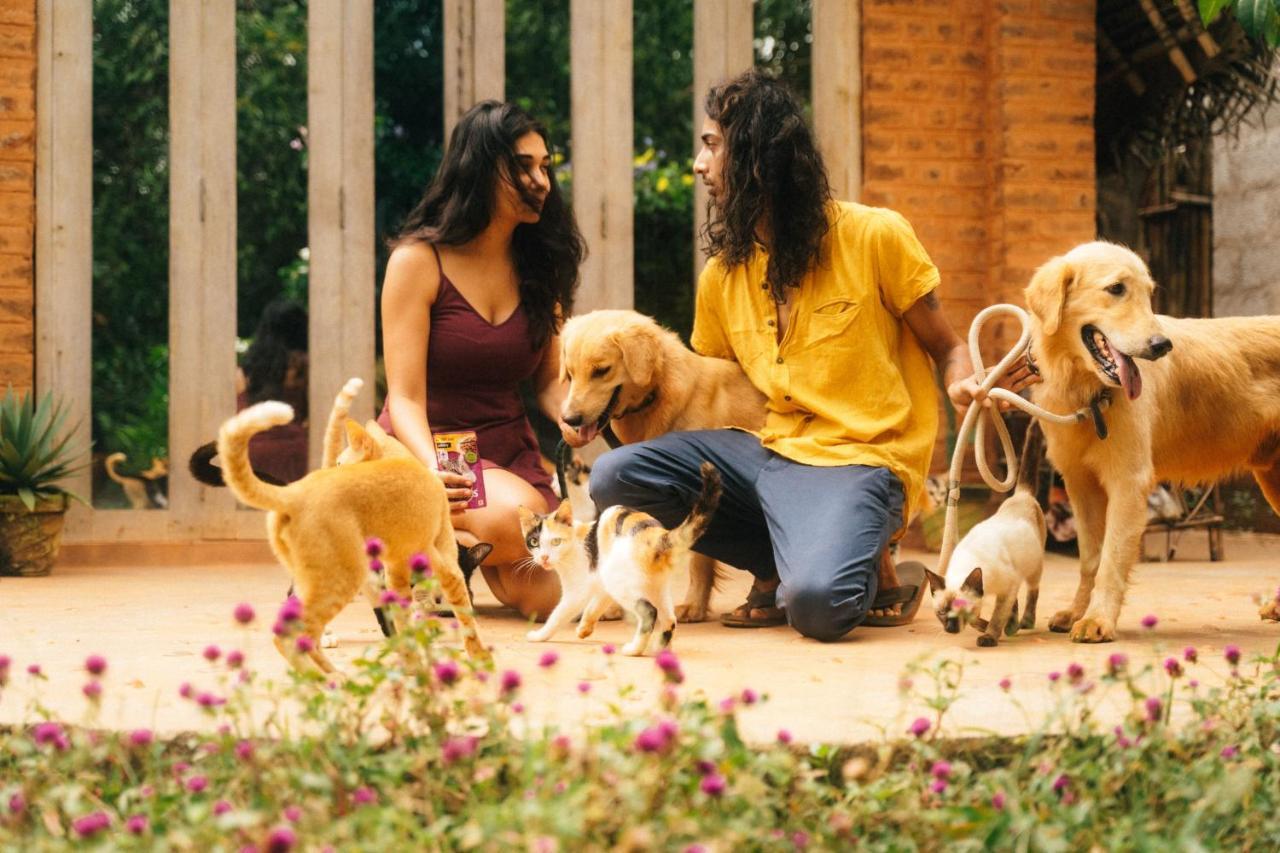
936, 304, 1104, 579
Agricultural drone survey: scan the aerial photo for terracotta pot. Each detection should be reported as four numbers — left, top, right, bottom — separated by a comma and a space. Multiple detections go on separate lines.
0, 493, 69, 577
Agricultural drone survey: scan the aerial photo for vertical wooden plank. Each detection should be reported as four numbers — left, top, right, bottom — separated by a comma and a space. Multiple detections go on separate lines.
444, 0, 505, 143
308, 0, 375, 466
168, 0, 238, 538
691, 0, 752, 277
35, 0, 94, 537
571, 0, 633, 313
811, 0, 861, 202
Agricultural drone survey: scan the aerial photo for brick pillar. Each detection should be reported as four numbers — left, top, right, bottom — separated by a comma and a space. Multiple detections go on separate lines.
0, 1, 35, 393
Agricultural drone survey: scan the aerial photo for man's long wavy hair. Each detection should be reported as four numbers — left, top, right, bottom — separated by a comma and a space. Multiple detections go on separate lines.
394, 101, 585, 350
701, 70, 832, 302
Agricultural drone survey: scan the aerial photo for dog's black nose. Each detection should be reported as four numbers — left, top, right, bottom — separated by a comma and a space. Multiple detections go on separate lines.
1146, 335, 1172, 359
562, 413, 584, 427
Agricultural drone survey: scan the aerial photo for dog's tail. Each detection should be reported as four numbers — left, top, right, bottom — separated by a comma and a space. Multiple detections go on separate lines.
321, 377, 364, 468
103, 452, 133, 487
1016, 418, 1043, 497
665, 462, 722, 551
217, 402, 294, 512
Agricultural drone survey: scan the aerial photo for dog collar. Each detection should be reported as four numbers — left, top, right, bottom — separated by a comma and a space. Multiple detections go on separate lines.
614, 390, 658, 420
1088, 390, 1111, 440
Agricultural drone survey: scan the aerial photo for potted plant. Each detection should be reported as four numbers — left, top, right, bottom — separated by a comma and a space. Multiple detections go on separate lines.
0, 386, 86, 576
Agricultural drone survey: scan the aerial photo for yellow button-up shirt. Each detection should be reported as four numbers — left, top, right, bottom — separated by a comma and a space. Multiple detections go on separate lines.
691, 201, 940, 529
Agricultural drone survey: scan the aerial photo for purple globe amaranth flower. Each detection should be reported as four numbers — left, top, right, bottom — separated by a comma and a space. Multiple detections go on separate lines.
410, 552, 431, 577
1048, 671, 1061, 683
226, 650, 245, 669
538, 651, 559, 668
699, 773, 727, 797
125, 814, 149, 834
352, 786, 376, 805
129, 728, 154, 747
433, 660, 460, 686
602, 643, 616, 655
929, 778, 948, 795
213, 799, 233, 816
234, 602, 255, 624
777, 729, 793, 745
655, 649, 680, 672
0, 654, 9, 686
500, 670, 522, 693
930, 760, 952, 780
577, 681, 591, 694
999, 677, 1012, 691
84, 654, 107, 676
1224, 644, 1242, 666
196, 691, 226, 708
26, 664, 41, 677
72, 811, 110, 837
283, 805, 302, 822
442, 736, 477, 764
1141, 614, 1158, 630
82, 680, 102, 700
1066, 663, 1085, 683
511, 702, 525, 714
695, 758, 716, 776
908, 717, 931, 737
1164, 657, 1183, 678
1183, 646, 1198, 663
368, 558, 385, 575
8, 792, 25, 815
266, 825, 297, 853
186, 775, 209, 793
740, 688, 759, 705
657, 718, 679, 742
1145, 696, 1163, 722
633, 727, 668, 753
203, 645, 221, 662
295, 635, 314, 654
1052, 774, 1070, 794
1220, 745, 1240, 760
992, 791, 1006, 810
235, 740, 254, 761
278, 596, 303, 623
179, 681, 194, 699
32, 721, 68, 750
364, 537, 383, 558
1107, 653, 1128, 676
378, 590, 403, 607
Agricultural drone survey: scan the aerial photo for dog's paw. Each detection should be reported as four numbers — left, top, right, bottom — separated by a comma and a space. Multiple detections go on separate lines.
526, 629, 551, 643
575, 622, 595, 639
1069, 615, 1115, 643
1048, 609, 1077, 633
977, 635, 998, 647
464, 637, 492, 663
675, 602, 710, 623
1260, 599, 1280, 622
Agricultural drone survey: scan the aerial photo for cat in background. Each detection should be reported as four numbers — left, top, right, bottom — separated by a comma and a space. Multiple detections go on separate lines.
925, 421, 1046, 647
104, 453, 169, 509
517, 462, 721, 656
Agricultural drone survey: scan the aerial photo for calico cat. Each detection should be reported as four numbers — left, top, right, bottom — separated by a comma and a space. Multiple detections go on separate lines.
925, 421, 1046, 647
217, 400, 488, 672
517, 462, 721, 656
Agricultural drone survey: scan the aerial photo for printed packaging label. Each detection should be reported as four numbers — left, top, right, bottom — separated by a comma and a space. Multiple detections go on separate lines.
434, 430, 486, 509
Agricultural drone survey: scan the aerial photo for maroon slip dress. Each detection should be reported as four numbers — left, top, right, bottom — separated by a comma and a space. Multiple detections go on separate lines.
377, 246, 558, 510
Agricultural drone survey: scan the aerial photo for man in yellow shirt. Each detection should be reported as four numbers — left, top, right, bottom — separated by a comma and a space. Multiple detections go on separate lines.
589, 70, 1027, 640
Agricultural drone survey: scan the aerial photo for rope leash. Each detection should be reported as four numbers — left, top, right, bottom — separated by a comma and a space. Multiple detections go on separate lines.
936, 304, 1101, 579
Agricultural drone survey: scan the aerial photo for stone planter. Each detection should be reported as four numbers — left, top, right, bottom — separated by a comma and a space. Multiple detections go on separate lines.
0, 494, 69, 577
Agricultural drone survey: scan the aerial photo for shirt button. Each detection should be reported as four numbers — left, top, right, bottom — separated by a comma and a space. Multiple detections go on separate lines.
776, 357, 783, 364
766, 319, 775, 327
784, 395, 792, 401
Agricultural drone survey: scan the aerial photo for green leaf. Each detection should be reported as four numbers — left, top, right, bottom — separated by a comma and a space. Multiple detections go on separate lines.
1198, 0, 1233, 24
17, 486, 35, 510
1236, 0, 1280, 41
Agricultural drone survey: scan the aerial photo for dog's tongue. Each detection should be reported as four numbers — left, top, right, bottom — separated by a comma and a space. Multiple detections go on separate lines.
576, 423, 599, 444
1108, 340, 1142, 401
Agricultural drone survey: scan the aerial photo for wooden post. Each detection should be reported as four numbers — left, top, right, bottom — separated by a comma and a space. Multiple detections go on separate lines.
168, 0, 239, 537
444, 0, 505, 143
35, 1, 93, 532
812, 0, 861, 202
692, 0, 752, 280
571, 0, 634, 313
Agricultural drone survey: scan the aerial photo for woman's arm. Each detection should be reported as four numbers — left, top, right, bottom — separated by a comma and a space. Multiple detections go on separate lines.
534, 329, 591, 448
381, 244, 474, 510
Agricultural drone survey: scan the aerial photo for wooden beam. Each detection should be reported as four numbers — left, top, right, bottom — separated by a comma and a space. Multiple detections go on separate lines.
1139, 0, 1196, 83
571, 0, 634, 313
168, 0, 239, 538
1174, 0, 1220, 59
812, 0, 861, 203
692, 0, 753, 277
35, 1, 93, 536
444, 0, 505, 142
308, 1, 376, 466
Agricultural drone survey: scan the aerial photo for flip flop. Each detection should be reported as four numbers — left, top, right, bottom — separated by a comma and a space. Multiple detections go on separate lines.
720, 581, 788, 628
862, 561, 927, 628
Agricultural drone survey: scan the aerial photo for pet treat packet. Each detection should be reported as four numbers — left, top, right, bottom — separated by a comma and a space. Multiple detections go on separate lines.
434, 430, 486, 509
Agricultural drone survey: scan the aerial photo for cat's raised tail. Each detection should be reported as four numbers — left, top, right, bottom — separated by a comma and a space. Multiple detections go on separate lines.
665, 462, 722, 551
217, 401, 295, 512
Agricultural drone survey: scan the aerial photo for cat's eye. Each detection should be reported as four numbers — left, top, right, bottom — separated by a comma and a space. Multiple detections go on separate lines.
1105, 282, 1126, 296
549, 537, 563, 546
590, 365, 609, 378
525, 534, 539, 549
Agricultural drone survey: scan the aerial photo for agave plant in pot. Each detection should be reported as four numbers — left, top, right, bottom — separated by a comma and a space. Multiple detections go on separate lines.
0, 386, 86, 576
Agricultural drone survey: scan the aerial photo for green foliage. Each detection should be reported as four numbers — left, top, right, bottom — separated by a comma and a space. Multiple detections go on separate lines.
0, 388, 87, 509
1201, 0, 1280, 46
3, 576, 1280, 847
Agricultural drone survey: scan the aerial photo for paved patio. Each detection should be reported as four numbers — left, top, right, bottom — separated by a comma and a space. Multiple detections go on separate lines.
2, 531, 1277, 744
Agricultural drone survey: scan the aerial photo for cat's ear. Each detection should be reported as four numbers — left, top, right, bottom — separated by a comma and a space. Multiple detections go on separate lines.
553, 498, 574, 524
516, 505, 537, 532
963, 567, 984, 597
465, 542, 494, 566
924, 568, 946, 594
345, 419, 382, 460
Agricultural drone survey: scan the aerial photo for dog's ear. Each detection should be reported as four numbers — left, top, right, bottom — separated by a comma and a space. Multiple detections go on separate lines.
553, 498, 574, 524
963, 567, 984, 598
612, 324, 660, 387
345, 418, 383, 460
924, 568, 946, 595
1025, 255, 1074, 336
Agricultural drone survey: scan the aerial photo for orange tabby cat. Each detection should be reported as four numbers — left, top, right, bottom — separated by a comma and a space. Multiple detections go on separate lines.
217, 400, 488, 672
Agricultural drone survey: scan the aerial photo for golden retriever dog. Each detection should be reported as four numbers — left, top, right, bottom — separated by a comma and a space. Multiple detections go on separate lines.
559, 309, 766, 621
1025, 241, 1280, 642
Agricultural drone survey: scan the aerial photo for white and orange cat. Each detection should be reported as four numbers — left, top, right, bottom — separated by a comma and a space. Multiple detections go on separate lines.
217, 394, 488, 673
517, 462, 721, 656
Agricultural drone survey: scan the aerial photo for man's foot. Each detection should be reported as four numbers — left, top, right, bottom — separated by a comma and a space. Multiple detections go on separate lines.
868, 547, 902, 619
720, 576, 786, 628
863, 560, 927, 628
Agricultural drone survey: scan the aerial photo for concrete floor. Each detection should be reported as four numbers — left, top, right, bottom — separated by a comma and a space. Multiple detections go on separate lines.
2, 530, 1278, 744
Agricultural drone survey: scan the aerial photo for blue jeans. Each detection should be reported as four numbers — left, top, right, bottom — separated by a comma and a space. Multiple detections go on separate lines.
589, 429, 904, 642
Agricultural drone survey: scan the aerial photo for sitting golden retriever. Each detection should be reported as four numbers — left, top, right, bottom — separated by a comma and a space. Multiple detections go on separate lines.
559, 309, 766, 620
1024, 241, 1280, 642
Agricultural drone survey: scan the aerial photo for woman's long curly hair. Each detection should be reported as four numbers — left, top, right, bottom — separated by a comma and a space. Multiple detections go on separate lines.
701, 70, 832, 302
394, 101, 585, 350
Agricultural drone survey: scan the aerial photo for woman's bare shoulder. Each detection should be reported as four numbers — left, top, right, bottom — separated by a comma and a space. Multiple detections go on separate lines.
384, 241, 442, 303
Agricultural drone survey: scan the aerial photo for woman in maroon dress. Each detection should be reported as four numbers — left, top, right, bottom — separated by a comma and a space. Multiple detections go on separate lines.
380, 101, 585, 620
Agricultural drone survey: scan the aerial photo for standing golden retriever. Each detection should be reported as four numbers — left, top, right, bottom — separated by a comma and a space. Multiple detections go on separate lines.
1025, 241, 1280, 642
559, 309, 766, 621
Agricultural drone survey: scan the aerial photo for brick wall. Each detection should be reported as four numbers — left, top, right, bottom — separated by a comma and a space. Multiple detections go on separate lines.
0, 0, 35, 394
861, 0, 1097, 472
